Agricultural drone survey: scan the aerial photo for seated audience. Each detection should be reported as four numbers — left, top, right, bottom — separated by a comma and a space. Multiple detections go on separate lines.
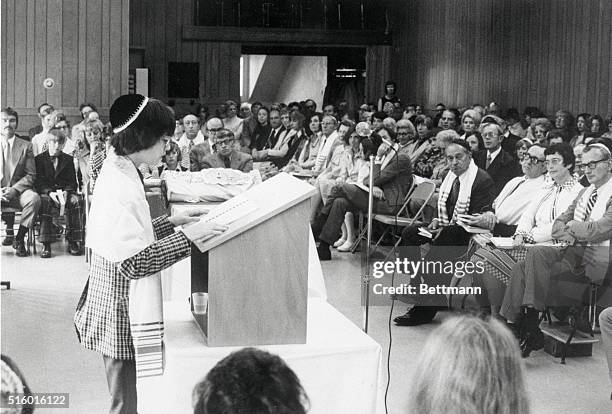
35, 129, 84, 258
31, 107, 57, 155
309, 121, 356, 220
408, 315, 530, 414
413, 130, 458, 183
468, 145, 564, 309
439, 109, 460, 131
531, 117, 554, 145
506, 107, 527, 138
221, 100, 243, 141
371, 111, 386, 131
80, 119, 107, 193
286, 113, 322, 172
466, 132, 485, 152
28, 102, 53, 140
554, 109, 576, 141
590, 114, 605, 137
500, 140, 612, 357
312, 130, 412, 260
460, 109, 482, 140
191, 129, 252, 173
473, 118, 522, 196
192, 347, 309, 414
71, 102, 98, 144
160, 141, 187, 174
252, 109, 287, 162
1, 107, 41, 257
312, 116, 341, 174
178, 114, 208, 169
273, 110, 307, 169
394, 139, 495, 326
571, 113, 591, 147
547, 130, 565, 146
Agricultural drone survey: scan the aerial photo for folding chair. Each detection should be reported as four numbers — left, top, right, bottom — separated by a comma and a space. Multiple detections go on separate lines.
350, 179, 436, 259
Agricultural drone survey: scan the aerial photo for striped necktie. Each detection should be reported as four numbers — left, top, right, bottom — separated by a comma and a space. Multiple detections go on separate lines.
485, 152, 492, 169
583, 189, 598, 219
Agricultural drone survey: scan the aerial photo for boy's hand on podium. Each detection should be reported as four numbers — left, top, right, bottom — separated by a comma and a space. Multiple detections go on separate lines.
181, 221, 228, 242
168, 208, 208, 227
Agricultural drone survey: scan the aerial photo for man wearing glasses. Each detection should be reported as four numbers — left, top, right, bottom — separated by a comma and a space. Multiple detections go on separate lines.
500, 139, 612, 357
191, 129, 252, 173
474, 118, 522, 196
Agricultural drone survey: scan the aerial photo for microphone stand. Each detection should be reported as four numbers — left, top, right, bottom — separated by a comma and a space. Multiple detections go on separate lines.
363, 155, 375, 333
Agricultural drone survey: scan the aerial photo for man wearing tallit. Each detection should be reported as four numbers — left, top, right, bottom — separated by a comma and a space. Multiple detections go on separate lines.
500, 140, 612, 357
74, 94, 227, 414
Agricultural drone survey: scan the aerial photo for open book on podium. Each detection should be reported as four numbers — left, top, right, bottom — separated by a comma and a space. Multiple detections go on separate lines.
190, 172, 317, 347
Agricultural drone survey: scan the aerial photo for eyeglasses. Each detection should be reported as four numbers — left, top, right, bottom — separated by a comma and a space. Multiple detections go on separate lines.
208, 127, 222, 133
521, 154, 544, 164
215, 139, 235, 147
544, 158, 563, 166
583, 158, 609, 170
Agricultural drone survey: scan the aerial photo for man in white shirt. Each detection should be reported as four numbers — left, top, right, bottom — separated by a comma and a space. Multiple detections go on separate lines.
313, 116, 340, 173
178, 114, 206, 169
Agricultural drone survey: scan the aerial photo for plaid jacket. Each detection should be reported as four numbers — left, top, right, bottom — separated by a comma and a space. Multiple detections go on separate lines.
74, 215, 190, 360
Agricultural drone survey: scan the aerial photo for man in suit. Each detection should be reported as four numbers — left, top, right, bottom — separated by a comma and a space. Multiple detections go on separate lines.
35, 129, 84, 258
192, 129, 253, 173
1, 107, 41, 256
394, 139, 496, 326
312, 131, 414, 260
252, 109, 287, 162
179, 114, 208, 170
473, 119, 522, 196
500, 140, 612, 357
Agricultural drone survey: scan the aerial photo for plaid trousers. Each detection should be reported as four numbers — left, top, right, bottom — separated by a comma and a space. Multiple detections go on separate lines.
39, 192, 85, 243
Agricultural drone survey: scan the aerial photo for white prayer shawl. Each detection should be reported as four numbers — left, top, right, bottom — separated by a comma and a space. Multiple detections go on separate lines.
86, 149, 164, 378
572, 178, 612, 282
437, 160, 479, 225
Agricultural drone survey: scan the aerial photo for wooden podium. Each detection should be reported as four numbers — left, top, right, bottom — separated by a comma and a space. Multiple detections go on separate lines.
190, 173, 316, 347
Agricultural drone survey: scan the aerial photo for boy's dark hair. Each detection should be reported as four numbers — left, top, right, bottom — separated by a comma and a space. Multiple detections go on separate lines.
110, 99, 174, 156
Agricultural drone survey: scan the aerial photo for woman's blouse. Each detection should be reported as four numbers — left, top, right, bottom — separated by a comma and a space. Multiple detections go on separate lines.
514, 177, 583, 243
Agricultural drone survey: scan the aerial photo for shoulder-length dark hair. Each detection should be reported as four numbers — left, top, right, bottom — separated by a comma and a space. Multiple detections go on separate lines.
110, 99, 174, 156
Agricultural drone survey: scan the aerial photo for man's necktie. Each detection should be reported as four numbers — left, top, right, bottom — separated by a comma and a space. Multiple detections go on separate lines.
51, 156, 59, 172
584, 189, 598, 219
1, 140, 10, 187
446, 177, 461, 218
223, 156, 231, 168
485, 153, 492, 169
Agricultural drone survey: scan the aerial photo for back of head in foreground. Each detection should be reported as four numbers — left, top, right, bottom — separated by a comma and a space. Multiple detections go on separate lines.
408, 315, 530, 414
193, 347, 309, 414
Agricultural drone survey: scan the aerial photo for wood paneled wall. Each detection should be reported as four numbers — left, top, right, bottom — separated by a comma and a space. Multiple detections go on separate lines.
130, 0, 241, 108
1, 0, 129, 133
392, 0, 612, 117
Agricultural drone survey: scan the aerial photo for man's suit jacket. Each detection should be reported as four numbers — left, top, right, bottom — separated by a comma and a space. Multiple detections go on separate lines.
501, 132, 521, 159
196, 150, 253, 173
464, 168, 497, 215
365, 150, 413, 212
266, 126, 287, 149
1, 136, 36, 194
34, 151, 78, 195
552, 187, 612, 244
473, 148, 521, 196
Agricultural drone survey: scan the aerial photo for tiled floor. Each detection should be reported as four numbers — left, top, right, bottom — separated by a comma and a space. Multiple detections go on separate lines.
1, 240, 610, 413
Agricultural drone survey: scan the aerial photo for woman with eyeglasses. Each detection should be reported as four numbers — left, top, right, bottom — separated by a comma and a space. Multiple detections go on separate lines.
465, 144, 581, 329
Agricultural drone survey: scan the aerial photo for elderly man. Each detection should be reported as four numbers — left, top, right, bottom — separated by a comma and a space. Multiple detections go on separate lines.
312, 130, 414, 260
473, 118, 522, 196
189, 117, 224, 171
1, 107, 41, 257
500, 140, 612, 357
394, 139, 496, 326
313, 116, 340, 174
191, 129, 252, 173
